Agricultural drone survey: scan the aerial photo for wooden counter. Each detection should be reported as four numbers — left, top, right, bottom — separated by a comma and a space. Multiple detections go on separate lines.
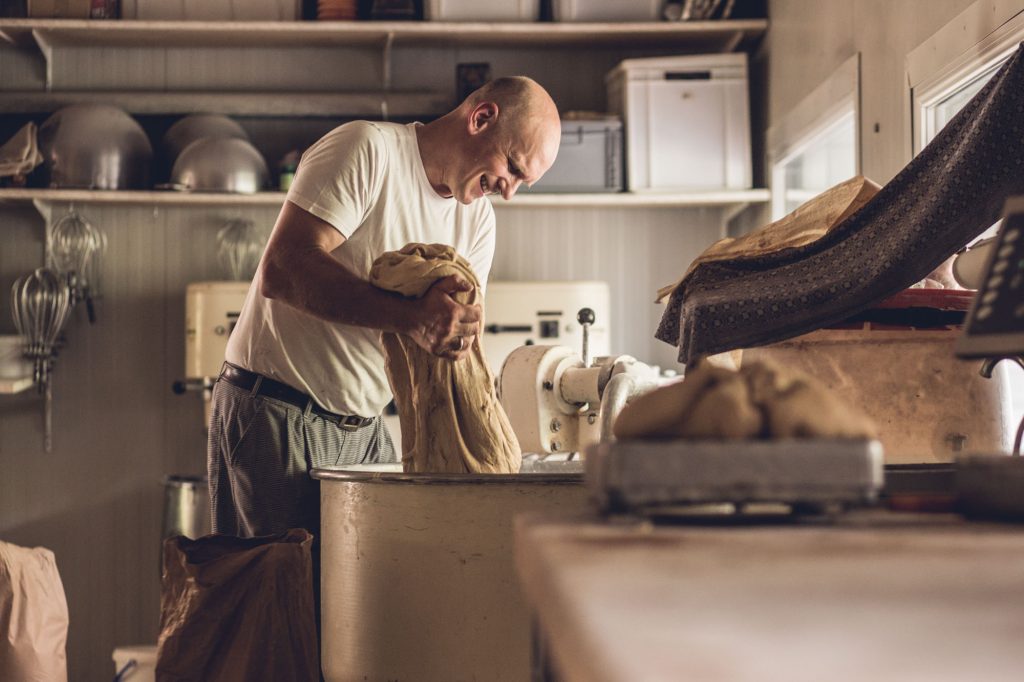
514, 511, 1024, 682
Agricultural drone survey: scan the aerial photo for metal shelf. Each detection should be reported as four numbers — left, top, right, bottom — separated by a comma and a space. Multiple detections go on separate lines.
0, 187, 770, 210
508, 189, 770, 208
0, 89, 451, 116
0, 188, 289, 206
0, 18, 767, 51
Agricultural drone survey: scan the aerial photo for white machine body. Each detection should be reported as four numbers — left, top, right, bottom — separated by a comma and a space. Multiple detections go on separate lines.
483, 281, 611, 382
185, 281, 250, 380
499, 345, 660, 456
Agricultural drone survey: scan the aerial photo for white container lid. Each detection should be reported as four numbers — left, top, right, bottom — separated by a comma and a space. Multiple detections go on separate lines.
606, 52, 747, 84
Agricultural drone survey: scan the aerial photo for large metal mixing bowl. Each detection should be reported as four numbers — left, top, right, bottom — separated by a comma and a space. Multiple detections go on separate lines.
312, 463, 587, 682
38, 104, 153, 190
162, 114, 250, 162
167, 137, 269, 194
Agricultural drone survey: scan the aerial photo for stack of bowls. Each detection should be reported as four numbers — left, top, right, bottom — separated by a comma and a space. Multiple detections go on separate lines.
161, 114, 269, 194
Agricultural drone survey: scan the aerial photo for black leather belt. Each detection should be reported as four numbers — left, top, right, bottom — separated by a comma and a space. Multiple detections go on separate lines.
219, 363, 373, 431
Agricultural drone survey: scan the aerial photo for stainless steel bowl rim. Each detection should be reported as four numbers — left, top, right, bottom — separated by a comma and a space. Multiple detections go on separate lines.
311, 466, 583, 485
168, 136, 268, 192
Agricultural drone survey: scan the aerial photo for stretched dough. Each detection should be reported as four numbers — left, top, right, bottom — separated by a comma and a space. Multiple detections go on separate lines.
370, 243, 522, 474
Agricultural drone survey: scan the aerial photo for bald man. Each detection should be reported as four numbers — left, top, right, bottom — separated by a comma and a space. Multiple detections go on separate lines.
208, 77, 561, 538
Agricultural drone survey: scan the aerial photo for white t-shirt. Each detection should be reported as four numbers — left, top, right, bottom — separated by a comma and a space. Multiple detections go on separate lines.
226, 121, 496, 417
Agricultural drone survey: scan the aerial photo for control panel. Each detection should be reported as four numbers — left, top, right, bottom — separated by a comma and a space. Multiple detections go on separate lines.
956, 196, 1024, 358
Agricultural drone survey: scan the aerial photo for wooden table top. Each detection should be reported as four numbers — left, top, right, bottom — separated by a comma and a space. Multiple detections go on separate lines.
514, 510, 1024, 682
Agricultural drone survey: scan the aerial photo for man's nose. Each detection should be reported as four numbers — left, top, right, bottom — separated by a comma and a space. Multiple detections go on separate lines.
502, 177, 522, 200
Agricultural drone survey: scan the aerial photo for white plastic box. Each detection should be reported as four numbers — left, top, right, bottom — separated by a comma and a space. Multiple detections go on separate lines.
522, 118, 623, 193
553, 0, 663, 22
606, 53, 752, 192
425, 0, 539, 21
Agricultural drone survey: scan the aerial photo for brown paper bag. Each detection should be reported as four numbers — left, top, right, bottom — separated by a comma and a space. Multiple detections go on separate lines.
0, 540, 69, 682
156, 529, 318, 682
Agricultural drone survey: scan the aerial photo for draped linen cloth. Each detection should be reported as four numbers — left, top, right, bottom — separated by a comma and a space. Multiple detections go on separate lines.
369, 243, 522, 474
656, 175, 880, 303
657, 43, 1024, 365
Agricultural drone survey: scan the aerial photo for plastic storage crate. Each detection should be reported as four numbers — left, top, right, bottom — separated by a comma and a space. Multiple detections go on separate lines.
521, 118, 623, 193
606, 53, 752, 191
552, 0, 663, 22
425, 0, 539, 21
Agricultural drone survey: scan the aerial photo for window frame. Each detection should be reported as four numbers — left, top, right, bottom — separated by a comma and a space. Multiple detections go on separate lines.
908, 1, 1024, 155
767, 53, 861, 221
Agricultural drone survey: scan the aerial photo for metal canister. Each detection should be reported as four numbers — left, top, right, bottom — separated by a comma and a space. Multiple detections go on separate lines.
162, 475, 210, 540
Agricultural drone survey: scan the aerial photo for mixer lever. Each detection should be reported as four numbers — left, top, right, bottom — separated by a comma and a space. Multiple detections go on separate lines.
577, 308, 595, 368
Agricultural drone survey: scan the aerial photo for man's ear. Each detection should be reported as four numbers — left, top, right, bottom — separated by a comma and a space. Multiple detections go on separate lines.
468, 102, 498, 135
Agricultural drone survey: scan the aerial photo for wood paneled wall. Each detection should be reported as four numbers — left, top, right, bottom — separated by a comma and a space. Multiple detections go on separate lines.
1, 203, 280, 680
765, 0, 980, 183
0, 37, 729, 679
0, 203, 723, 681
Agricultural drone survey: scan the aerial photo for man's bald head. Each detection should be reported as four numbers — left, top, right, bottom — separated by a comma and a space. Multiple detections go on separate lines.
417, 76, 561, 203
463, 76, 560, 137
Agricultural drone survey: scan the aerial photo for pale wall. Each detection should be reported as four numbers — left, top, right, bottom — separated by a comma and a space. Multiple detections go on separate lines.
766, 0, 980, 183
0, 36, 727, 680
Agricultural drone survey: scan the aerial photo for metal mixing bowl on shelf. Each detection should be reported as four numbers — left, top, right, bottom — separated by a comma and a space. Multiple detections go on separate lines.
161, 114, 250, 163
38, 104, 153, 190
163, 137, 270, 194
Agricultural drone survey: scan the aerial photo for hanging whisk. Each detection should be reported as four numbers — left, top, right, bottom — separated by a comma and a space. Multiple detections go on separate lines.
11, 267, 72, 389
217, 218, 264, 281
11, 268, 73, 453
50, 208, 105, 323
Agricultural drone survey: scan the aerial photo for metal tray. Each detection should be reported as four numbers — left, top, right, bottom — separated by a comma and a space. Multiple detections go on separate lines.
586, 438, 885, 514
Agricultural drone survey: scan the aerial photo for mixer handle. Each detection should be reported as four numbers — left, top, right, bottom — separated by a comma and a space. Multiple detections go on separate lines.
577, 308, 595, 368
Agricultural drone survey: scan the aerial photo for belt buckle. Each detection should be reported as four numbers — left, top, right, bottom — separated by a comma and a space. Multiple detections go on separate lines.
340, 414, 363, 432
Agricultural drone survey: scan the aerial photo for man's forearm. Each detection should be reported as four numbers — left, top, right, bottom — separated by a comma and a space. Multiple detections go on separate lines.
261, 244, 413, 334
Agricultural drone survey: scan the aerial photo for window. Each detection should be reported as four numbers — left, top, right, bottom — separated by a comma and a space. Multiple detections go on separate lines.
768, 54, 859, 221
771, 109, 856, 219
908, 0, 1024, 446
910, 2, 1024, 155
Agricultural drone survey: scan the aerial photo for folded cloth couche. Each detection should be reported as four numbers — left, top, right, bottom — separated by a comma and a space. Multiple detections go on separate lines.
657, 42, 1024, 365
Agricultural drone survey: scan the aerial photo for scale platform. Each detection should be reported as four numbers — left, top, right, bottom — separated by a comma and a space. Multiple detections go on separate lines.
586, 438, 885, 516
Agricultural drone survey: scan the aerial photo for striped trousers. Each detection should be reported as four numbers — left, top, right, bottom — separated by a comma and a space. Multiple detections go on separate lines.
207, 379, 397, 538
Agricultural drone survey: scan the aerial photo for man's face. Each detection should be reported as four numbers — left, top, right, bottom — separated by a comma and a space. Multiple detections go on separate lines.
453, 106, 559, 205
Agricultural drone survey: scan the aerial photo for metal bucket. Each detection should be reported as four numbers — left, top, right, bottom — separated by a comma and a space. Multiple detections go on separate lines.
312, 463, 587, 682
161, 475, 210, 540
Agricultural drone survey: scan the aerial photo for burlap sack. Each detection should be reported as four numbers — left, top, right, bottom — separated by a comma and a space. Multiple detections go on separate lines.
156, 529, 317, 682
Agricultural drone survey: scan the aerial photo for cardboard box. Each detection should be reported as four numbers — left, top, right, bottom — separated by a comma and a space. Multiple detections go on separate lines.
28, 0, 92, 18
121, 0, 301, 20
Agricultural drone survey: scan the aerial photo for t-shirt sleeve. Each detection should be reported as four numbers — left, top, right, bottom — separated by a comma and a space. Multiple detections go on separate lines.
285, 122, 387, 239
466, 201, 497, 295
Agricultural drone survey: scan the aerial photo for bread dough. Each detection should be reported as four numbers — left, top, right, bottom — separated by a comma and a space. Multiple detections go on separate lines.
614, 359, 877, 441
369, 243, 522, 474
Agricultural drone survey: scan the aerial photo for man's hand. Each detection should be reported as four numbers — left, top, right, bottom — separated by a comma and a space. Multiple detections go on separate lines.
406, 274, 481, 360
